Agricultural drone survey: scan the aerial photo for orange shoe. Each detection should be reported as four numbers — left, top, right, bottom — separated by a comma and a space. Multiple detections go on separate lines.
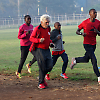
26, 63, 31, 73
15, 71, 21, 78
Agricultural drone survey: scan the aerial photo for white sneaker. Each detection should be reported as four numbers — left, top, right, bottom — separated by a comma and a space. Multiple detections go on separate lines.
98, 77, 100, 84
70, 58, 76, 69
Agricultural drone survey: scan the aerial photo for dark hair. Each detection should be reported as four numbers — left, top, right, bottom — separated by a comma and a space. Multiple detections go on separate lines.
54, 22, 60, 27
24, 15, 31, 20
89, 9, 96, 13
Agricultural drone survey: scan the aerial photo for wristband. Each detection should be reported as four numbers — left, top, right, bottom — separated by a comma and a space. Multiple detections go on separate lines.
80, 32, 82, 35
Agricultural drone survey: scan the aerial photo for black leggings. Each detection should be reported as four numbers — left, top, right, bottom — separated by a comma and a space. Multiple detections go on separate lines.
31, 48, 53, 84
52, 52, 68, 74
18, 46, 36, 73
75, 44, 100, 77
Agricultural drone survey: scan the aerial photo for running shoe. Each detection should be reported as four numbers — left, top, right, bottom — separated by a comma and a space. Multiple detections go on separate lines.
45, 74, 50, 80
38, 83, 46, 89
70, 58, 76, 69
16, 71, 21, 78
60, 73, 68, 79
26, 63, 31, 73
98, 77, 100, 84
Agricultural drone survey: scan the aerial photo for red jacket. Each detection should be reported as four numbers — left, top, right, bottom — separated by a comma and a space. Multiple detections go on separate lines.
29, 24, 52, 51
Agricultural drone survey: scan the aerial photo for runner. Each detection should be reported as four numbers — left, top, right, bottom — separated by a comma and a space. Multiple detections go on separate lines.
29, 14, 54, 89
45, 22, 68, 80
70, 9, 100, 84
16, 15, 36, 78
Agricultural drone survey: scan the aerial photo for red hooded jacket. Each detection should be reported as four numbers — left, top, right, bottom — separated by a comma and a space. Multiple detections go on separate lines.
29, 24, 52, 51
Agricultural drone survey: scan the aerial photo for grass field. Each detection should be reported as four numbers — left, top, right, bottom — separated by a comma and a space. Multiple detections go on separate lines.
0, 25, 100, 82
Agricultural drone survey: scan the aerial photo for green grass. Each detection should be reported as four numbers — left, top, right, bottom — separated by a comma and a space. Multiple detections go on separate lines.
0, 25, 100, 81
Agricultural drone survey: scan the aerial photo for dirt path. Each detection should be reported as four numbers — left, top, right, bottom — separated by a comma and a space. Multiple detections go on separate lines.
0, 75, 100, 100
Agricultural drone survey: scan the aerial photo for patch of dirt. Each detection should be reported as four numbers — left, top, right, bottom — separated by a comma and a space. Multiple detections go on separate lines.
0, 75, 100, 100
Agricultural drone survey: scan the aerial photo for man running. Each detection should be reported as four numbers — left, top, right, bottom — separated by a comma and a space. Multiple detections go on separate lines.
45, 22, 68, 80
29, 14, 53, 89
70, 9, 100, 84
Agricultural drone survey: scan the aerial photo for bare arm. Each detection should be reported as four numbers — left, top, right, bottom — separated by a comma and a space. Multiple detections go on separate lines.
76, 28, 86, 37
94, 29, 100, 36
